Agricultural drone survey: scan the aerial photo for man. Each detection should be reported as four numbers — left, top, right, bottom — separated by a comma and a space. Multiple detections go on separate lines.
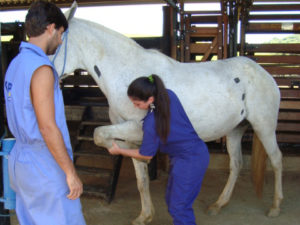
4, 1, 86, 224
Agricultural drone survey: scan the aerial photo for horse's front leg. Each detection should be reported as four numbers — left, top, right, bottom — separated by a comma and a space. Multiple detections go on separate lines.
93, 121, 154, 225
131, 158, 155, 225
93, 120, 143, 149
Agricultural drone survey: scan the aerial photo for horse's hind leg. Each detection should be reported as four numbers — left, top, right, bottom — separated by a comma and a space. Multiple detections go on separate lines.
207, 123, 248, 215
252, 127, 283, 217
131, 158, 154, 225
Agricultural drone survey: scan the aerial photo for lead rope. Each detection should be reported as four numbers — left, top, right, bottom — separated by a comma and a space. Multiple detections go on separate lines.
51, 28, 69, 77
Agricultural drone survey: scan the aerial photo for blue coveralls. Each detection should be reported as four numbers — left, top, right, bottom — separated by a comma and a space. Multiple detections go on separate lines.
4, 42, 86, 225
140, 89, 209, 225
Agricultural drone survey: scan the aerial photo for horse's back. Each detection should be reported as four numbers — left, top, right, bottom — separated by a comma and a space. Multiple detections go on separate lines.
162, 56, 279, 141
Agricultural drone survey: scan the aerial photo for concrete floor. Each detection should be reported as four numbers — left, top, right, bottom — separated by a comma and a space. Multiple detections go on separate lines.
80, 170, 300, 225
10, 155, 300, 225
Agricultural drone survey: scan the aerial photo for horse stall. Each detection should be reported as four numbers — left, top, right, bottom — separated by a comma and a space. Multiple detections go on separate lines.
1, 1, 300, 225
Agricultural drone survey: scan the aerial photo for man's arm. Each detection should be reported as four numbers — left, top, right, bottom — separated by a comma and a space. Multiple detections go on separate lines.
30, 65, 82, 200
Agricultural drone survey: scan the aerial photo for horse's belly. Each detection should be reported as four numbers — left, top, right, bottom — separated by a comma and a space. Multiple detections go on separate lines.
193, 111, 244, 142
181, 89, 246, 142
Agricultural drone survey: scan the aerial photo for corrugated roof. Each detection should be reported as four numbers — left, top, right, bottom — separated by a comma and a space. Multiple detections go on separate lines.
0, 0, 156, 10
0, 0, 70, 10
0, 0, 216, 11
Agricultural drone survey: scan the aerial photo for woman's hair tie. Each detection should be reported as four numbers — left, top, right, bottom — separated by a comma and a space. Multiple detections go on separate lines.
148, 75, 154, 84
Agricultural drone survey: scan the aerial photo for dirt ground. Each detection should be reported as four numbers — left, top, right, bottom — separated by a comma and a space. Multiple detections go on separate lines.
10, 161, 300, 225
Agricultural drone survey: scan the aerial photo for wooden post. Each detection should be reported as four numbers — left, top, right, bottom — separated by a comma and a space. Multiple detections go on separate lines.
217, 16, 223, 59
162, 6, 172, 57
170, 6, 178, 60
222, 0, 228, 59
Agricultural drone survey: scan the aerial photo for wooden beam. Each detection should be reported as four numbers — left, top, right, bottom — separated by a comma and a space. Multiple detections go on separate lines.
277, 122, 300, 132
264, 66, 300, 76
247, 23, 300, 33
0, 0, 220, 10
201, 37, 217, 61
251, 4, 300, 12
274, 77, 300, 89
189, 27, 219, 37
280, 100, 300, 110
278, 111, 300, 121
189, 43, 218, 54
185, 10, 221, 15
249, 15, 300, 21
280, 89, 300, 99
275, 133, 300, 143
190, 15, 221, 24
249, 55, 300, 65
263, 66, 300, 76
245, 44, 300, 53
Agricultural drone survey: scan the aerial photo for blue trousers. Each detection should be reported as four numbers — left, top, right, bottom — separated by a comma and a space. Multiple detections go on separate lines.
166, 146, 209, 225
8, 143, 86, 225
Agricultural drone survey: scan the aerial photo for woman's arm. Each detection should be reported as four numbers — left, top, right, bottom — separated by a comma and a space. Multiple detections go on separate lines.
108, 142, 153, 161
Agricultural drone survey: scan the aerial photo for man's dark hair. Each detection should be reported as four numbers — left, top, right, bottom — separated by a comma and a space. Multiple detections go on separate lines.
25, 0, 68, 37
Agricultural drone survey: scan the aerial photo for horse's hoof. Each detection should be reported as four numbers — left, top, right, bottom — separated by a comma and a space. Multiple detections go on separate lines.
132, 220, 145, 225
132, 214, 152, 225
206, 204, 221, 216
132, 218, 145, 225
267, 207, 280, 217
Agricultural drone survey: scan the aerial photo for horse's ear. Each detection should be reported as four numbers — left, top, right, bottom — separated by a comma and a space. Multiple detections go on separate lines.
64, 1, 78, 21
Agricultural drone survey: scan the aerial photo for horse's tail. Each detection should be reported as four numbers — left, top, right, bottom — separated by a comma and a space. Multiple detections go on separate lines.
251, 133, 268, 197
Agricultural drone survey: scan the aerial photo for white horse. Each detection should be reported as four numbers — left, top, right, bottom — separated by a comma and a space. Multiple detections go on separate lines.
51, 3, 283, 224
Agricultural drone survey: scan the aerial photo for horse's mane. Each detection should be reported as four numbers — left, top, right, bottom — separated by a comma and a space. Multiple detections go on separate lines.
72, 17, 144, 51
71, 17, 178, 67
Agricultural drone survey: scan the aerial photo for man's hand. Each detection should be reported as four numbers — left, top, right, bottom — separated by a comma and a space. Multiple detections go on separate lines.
66, 172, 83, 200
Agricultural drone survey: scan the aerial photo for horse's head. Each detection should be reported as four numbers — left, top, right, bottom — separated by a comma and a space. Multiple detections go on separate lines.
49, 1, 82, 78
49, 1, 112, 89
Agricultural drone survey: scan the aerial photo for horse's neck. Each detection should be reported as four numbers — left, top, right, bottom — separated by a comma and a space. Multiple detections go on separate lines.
75, 19, 178, 100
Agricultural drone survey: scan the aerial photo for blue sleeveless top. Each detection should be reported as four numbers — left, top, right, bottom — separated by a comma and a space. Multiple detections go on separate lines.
4, 42, 72, 158
140, 89, 206, 159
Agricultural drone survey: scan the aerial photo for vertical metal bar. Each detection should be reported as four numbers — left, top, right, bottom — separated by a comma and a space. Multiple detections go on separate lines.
228, 0, 238, 57
179, 0, 184, 62
184, 14, 191, 62
232, 2, 238, 57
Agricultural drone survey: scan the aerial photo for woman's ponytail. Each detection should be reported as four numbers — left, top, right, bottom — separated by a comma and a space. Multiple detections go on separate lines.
151, 75, 170, 143
127, 74, 170, 142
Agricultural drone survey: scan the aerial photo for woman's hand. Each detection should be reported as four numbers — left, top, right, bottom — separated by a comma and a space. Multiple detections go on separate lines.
108, 143, 152, 161
108, 142, 121, 155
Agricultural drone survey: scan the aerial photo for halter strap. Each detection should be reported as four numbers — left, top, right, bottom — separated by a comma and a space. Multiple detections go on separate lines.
51, 28, 69, 77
